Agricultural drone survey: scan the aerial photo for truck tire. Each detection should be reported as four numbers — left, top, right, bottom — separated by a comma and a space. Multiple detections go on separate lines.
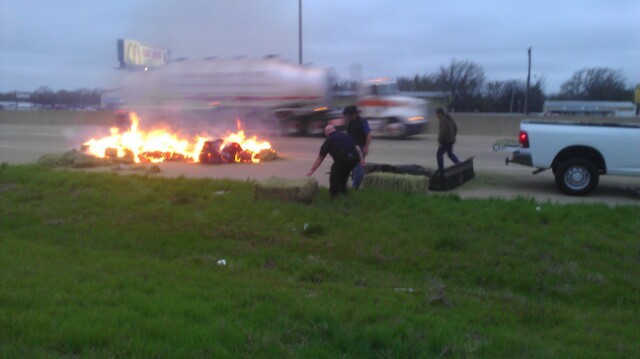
305, 118, 327, 137
554, 158, 599, 196
281, 118, 304, 136
383, 118, 406, 138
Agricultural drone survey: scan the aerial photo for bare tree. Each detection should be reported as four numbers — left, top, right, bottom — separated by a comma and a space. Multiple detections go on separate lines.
559, 68, 629, 101
437, 59, 486, 111
483, 80, 524, 113
32, 86, 56, 106
478, 77, 546, 113
397, 73, 439, 91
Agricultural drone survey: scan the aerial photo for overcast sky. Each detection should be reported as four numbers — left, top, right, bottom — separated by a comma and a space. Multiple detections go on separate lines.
1, 0, 638, 94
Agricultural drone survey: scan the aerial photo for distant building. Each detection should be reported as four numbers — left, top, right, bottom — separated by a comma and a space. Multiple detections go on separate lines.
543, 100, 636, 117
0, 101, 35, 111
100, 88, 126, 109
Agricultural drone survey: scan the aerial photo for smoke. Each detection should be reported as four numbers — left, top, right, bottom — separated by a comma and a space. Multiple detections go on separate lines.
128, 107, 281, 141
108, 1, 308, 139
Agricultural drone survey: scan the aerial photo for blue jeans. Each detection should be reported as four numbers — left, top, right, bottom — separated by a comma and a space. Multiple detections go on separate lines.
437, 142, 460, 173
352, 162, 364, 189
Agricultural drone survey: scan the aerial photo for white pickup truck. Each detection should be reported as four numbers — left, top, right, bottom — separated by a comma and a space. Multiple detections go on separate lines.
500, 120, 640, 196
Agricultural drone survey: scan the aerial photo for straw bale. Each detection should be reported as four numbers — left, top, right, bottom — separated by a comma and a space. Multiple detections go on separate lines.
362, 172, 428, 193
37, 149, 112, 168
36, 153, 65, 167
61, 149, 112, 168
257, 149, 281, 162
254, 177, 319, 203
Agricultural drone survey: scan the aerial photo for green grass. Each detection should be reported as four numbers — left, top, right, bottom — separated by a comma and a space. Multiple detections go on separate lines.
0, 164, 638, 358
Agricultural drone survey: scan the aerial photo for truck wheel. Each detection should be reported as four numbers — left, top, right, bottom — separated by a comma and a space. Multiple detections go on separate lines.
384, 118, 406, 138
305, 118, 327, 137
554, 158, 599, 196
281, 119, 303, 136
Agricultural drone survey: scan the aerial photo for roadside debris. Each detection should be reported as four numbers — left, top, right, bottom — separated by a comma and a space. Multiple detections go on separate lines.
394, 288, 416, 293
428, 284, 451, 307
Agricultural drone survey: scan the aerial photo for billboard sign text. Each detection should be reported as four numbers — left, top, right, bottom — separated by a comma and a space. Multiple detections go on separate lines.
118, 39, 170, 69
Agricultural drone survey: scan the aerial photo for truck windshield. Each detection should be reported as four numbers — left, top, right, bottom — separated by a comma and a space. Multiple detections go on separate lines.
371, 83, 399, 96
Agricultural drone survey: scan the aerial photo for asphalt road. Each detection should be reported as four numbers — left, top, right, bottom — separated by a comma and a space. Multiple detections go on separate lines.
1, 122, 639, 206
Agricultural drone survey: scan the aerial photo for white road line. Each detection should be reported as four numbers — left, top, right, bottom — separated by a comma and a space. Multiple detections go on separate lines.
0, 144, 69, 150
23, 133, 67, 137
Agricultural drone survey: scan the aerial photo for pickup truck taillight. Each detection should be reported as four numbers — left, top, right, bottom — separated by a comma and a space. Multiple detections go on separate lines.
519, 131, 530, 148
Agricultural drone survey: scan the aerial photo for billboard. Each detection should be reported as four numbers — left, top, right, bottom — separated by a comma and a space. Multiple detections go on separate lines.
118, 39, 170, 69
15, 91, 31, 100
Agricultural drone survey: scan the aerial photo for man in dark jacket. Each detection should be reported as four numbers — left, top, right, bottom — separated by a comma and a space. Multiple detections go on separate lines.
307, 125, 365, 197
435, 107, 460, 175
344, 105, 371, 189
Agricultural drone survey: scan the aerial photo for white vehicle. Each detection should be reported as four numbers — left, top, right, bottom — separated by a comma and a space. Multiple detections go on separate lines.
104, 58, 427, 138
357, 77, 428, 137
501, 120, 640, 195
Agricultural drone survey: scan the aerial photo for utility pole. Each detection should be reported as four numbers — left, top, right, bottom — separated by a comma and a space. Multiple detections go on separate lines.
525, 47, 531, 115
634, 84, 640, 116
509, 89, 515, 113
298, 0, 302, 65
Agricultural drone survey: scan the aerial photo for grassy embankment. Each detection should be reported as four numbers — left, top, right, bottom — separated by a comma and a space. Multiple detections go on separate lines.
0, 164, 638, 358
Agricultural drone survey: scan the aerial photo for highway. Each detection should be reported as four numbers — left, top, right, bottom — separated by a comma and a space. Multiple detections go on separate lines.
1, 122, 639, 206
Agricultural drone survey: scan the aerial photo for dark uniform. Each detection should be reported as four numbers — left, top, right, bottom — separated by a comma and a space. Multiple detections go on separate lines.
347, 117, 370, 150
346, 116, 371, 189
319, 131, 360, 197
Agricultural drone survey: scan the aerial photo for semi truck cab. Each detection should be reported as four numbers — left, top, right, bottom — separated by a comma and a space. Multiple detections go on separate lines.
357, 78, 428, 138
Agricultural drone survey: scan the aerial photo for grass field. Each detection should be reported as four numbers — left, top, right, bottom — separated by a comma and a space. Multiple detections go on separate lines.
1, 164, 638, 358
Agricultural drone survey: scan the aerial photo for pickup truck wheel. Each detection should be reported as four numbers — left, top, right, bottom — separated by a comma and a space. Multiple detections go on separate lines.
554, 158, 599, 196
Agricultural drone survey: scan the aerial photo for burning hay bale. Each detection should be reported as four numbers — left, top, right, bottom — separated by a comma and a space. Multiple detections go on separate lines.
81, 112, 276, 165
362, 172, 429, 193
199, 140, 251, 164
199, 141, 281, 164
254, 177, 319, 204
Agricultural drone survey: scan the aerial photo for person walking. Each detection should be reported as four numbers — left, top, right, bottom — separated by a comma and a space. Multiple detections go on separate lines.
307, 125, 365, 197
435, 107, 460, 176
344, 105, 371, 189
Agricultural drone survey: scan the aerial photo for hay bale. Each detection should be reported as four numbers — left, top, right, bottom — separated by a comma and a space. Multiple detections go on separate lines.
254, 177, 319, 203
362, 172, 428, 193
257, 149, 281, 162
36, 153, 65, 167
61, 149, 111, 168
38, 149, 112, 168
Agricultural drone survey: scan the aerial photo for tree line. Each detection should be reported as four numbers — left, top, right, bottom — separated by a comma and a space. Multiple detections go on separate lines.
0, 87, 101, 108
398, 61, 634, 112
2, 62, 635, 113
336, 61, 634, 113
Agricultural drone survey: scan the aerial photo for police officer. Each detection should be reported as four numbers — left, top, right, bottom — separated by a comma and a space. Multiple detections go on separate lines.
307, 125, 365, 197
344, 105, 371, 189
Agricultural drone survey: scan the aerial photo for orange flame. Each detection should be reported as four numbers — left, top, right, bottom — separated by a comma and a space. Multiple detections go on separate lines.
82, 112, 271, 164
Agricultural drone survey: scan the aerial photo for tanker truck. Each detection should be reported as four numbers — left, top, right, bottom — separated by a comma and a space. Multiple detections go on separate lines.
103, 57, 427, 138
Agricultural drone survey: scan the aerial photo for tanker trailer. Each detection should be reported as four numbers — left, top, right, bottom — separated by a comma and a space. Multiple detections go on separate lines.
108, 57, 339, 136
